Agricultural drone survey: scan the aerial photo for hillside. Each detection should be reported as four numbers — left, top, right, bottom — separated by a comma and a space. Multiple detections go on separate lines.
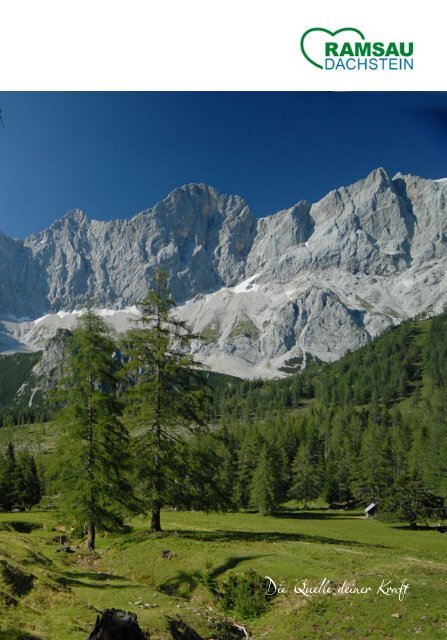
2, 310, 447, 508
1, 309, 446, 639
0, 352, 44, 427
211, 309, 447, 508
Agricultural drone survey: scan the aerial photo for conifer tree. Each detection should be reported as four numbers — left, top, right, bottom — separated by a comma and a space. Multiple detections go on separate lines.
352, 422, 394, 503
123, 271, 207, 532
289, 443, 321, 508
213, 425, 238, 509
15, 451, 41, 510
53, 306, 134, 550
233, 430, 262, 509
180, 430, 236, 512
383, 471, 446, 528
324, 458, 339, 507
250, 441, 279, 515
0, 442, 18, 511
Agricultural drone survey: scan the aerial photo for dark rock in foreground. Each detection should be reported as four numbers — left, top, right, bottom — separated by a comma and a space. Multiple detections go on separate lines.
86, 609, 148, 640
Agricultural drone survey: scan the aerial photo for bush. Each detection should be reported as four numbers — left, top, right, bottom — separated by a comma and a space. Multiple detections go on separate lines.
381, 472, 446, 528
219, 571, 272, 619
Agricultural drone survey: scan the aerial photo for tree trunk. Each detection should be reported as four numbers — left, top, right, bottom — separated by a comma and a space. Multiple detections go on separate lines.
87, 522, 96, 550
150, 503, 162, 532
87, 356, 96, 551
152, 308, 163, 534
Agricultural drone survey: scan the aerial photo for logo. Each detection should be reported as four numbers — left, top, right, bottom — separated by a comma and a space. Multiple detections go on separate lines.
300, 28, 414, 71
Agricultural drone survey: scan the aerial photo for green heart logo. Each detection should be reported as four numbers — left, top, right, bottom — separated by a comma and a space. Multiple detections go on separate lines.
300, 27, 366, 69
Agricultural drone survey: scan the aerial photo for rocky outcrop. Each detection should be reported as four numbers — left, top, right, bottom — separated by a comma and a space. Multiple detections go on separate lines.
22, 184, 257, 314
250, 168, 447, 285
0, 169, 447, 377
86, 609, 148, 640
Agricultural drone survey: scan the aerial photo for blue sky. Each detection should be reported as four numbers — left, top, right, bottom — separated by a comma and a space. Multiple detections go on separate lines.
0, 92, 446, 238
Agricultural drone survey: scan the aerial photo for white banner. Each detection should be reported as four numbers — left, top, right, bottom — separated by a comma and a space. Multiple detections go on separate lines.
0, 0, 443, 90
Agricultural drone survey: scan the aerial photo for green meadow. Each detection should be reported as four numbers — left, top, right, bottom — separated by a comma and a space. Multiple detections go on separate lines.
1, 313, 447, 638
1, 507, 446, 639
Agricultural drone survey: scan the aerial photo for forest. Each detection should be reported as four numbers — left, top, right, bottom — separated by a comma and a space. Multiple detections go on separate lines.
212, 314, 447, 522
0, 282, 447, 542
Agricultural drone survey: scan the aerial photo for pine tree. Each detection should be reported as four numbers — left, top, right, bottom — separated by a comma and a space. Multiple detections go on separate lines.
0, 442, 18, 511
214, 426, 238, 509
352, 421, 394, 503
233, 430, 262, 510
15, 451, 41, 510
123, 271, 207, 532
383, 471, 446, 528
181, 430, 235, 512
334, 443, 355, 505
53, 306, 134, 550
289, 443, 321, 508
250, 442, 279, 515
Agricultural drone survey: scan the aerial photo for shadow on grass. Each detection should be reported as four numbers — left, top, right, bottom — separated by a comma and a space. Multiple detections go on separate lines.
166, 616, 204, 640
0, 631, 43, 640
159, 554, 267, 599
0, 560, 34, 597
392, 524, 446, 532
176, 529, 388, 549
208, 555, 266, 580
274, 510, 361, 520
114, 529, 173, 550
159, 569, 202, 598
22, 550, 52, 567
0, 521, 43, 534
55, 569, 133, 590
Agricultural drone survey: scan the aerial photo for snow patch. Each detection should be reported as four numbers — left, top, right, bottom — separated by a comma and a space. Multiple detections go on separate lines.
231, 274, 260, 294
57, 310, 78, 319
34, 314, 51, 325
34, 306, 142, 325
28, 388, 38, 408
97, 307, 141, 318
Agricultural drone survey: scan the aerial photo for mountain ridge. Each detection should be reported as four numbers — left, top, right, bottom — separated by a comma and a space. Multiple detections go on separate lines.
1, 168, 447, 377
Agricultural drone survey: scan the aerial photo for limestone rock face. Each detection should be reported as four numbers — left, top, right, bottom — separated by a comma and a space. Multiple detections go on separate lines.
1, 170, 447, 378
22, 185, 257, 313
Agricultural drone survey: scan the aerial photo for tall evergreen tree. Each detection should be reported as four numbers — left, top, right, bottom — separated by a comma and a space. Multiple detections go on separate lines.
15, 451, 41, 510
289, 443, 321, 508
0, 442, 18, 511
250, 441, 280, 515
383, 471, 446, 528
123, 271, 207, 532
352, 421, 393, 503
324, 458, 340, 507
180, 430, 235, 512
233, 429, 263, 510
213, 426, 238, 509
53, 306, 134, 550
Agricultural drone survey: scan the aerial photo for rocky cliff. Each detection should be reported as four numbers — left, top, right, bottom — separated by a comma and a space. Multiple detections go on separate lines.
1, 168, 446, 377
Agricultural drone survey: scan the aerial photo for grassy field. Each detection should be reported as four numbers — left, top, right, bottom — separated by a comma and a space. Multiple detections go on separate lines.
0, 507, 446, 639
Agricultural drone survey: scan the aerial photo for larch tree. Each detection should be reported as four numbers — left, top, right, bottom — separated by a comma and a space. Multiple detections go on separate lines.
123, 271, 207, 532
15, 451, 41, 510
383, 471, 446, 528
250, 440, 280, 515
0, 443, 18, 511
289, 443, 321, 508
53, 306, 135, 550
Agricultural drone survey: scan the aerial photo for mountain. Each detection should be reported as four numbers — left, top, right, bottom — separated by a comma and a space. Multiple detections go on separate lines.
1, 168, 447, 377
